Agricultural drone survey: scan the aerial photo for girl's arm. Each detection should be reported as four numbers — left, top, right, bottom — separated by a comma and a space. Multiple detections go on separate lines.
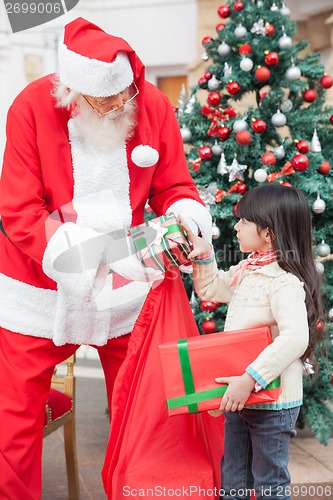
179, 217, 235, 304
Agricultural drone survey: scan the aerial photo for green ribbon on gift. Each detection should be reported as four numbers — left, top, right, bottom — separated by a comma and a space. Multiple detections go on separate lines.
167, 338, 281, 413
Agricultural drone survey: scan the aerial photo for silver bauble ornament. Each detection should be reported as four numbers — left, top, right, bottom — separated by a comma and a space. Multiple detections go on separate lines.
274, 145, 286, 159
280, 4, 291, 16
254, 168, 268, 183
234, 24, 247, 38
180, 126, 192, 143
280, 99, 293, 113
316, 240, 331, 257
207, 182, 217, 195
208, 75, 221, 91
218, 42, 230, 56
212, 142, 223, 156
315, 261, 325, 274
233, 119, 248, 132
328, 307, 333, 321
278, 34, 292, 50
271, 3, 279, 11
202, 51, 209, 62
286, 65, 301, 81
212, 222, 221, 240
312, 194, 326, 214
271, 110, 287, 127
240, 57, 254, 72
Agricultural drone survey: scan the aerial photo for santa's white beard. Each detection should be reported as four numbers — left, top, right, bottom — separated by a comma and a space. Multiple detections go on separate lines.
52, 79, 137, 151
72, 96, 137, 151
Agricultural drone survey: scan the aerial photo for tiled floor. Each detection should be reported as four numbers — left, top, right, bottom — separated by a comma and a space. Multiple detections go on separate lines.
42, 357, 333, 499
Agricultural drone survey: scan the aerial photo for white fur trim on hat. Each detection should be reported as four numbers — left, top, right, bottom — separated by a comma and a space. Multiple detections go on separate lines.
58, 43, 134, 97
131, 145, 159, 168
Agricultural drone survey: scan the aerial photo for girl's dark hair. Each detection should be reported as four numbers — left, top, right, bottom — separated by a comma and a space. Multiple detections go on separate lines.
236, 183, 324, 363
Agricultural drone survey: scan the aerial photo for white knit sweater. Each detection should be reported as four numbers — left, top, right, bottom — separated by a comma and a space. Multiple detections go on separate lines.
192, 259, 309, 410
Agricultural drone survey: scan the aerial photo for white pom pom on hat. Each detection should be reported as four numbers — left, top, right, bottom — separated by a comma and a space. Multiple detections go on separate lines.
131, 145, 159, 168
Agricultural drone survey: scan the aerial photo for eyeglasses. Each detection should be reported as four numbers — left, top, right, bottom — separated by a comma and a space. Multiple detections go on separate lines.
82, 82, 139, 117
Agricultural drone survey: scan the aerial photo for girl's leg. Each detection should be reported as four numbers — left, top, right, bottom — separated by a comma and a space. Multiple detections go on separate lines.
221, 411, 254, 500
243, 407, 300, 500
0, 327, 77, 500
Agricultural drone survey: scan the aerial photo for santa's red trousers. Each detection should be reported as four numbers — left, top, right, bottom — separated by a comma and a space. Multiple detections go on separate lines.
0, 326, 131, 500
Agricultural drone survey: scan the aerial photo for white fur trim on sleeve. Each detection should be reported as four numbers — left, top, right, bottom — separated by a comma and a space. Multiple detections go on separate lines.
167, 199, 212, 242
42, 222, 108, 291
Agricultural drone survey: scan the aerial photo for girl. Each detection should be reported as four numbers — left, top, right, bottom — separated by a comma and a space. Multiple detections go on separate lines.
180, 183, 324, 500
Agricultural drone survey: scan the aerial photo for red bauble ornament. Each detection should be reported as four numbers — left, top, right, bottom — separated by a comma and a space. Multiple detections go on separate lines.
216, 23, 226, 32
321, 75, 333, 89
236, 182, 247, 195
265, 23, 275, 36
264, 51, 279, 66
207, 92, 221, 106
261, 152, 277, 165
330, 115, 333, 125
218, 126, 231, 140
239, 44, 252, 55
303, 89, 317, 103
218, 5, 231, 18
234, 1, 244, 11
317, 161, 331, 175
198, 77, 208, 89
199, 146, 213, 160
291, 154, 309, 171
296, 140, 309, 154
236, 130, 251, 145
260, 91, 269, 100
280, 181, 292, 187
255, 66, 270, 82
252, 119, 267, 133
204, 70, 212, 80
200, 301, 220, 312
202, 36, 213, 46
201, 320, 217, 334
227, 81, 241, 95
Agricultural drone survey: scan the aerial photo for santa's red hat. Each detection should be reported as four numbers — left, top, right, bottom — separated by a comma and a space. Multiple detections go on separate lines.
58, 18, 137, 97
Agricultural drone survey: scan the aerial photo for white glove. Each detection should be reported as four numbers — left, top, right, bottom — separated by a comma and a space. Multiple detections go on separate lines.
182, 217, 199, 236
110, 253, 164, 282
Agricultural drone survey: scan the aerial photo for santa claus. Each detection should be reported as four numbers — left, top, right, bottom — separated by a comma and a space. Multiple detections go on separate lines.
0, 18, 222, 499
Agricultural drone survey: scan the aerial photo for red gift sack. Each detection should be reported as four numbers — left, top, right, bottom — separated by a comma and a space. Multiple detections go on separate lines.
158, 326, 281, 416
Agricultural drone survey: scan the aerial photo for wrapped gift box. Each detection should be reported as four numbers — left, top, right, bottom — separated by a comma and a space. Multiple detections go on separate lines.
158, 326, 281, 416
130, 212, 191, 272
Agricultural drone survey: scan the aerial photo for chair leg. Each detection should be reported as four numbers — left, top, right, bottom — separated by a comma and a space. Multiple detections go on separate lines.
63, 417, 79, 499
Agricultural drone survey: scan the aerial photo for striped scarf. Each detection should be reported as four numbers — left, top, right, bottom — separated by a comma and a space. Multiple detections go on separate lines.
229, 249, 277, 288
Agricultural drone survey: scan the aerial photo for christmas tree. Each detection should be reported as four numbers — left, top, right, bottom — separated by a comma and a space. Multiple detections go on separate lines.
177, 0, 333, 444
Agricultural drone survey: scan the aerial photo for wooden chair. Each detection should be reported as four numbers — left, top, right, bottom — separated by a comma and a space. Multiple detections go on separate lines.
43, 354, 79, 499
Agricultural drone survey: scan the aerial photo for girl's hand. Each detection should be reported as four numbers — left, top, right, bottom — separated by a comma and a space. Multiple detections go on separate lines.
208, 409, 223, 417
215, 373, 256, 412
178, 216, 212, 260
